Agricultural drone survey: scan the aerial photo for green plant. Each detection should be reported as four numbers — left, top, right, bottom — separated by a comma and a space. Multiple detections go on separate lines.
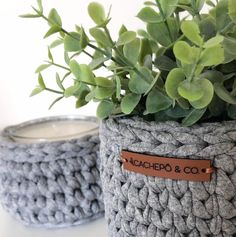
21, 0, 236, 125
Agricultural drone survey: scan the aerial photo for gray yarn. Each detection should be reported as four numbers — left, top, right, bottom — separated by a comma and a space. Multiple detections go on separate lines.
100, 116, 236, 237
0, 134, 104, 228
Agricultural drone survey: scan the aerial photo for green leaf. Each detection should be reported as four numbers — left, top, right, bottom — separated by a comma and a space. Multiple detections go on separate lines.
176, 4, 195, 15
139, 39, 153, 65
137, 7, 162, 23
89, 57, 109, 70
206, 0, 215, 7
154, 110, 173, 122
35, 64, 51, 73
214, 82, 236, 104
165, 106, 190, 118
115, 76, 121, 99
48, 96, 63, 110
181, 20, 203, 46
196, 0, 205, 11
154, 55, 177, 71
181, 63, 193, 78
77, 63, 95, 85
89, 28, 113, 48
88, 2, 106, 25
44, 25, 61, 38
79, 27, 89, 50
56, 73, 65, 90
48, 8, 62, 27
144, 55, 152, 70
194, 64, 204, 76
215, 0, 232, 32
173, 41, 195, 64
47, 47, 53, 62
30, 87, 43, 97
146, 90, 172, 114
76, 98, 88, 109
178, 80, 203, 101
119, 25, 128, 36
94, 87, 114, 99
228, 105, 236, 119
137, 29, 151, 39
96, 100, 115, 119
50, 39, 63, 48
117, 31, 136, 46
85, 90, 95, 102
200, 45, 224, 66
144, 72, 160, 96
95, 77, 114, 88
64, 84, 80, 98
64, 51, 70, 65
123, 38, 141, 65
223, 37, 236, 56
38, 73, 46, 89
64, 32, 81, 52
190, 79, 214, 109
199, 70, 224, 84
128, 67, 152, 94
144, 1, 157, 7
69, 60, 95, 84
37, 0, 43, 12
147, 19, 177, 47
165, 68, 186, 99
177, 98, 190, 109
208, 94, 225, 116
199, 16, 216, 41
19, 14, 41, 18
203, 35, 224, 48
229, 0, 236, 23
121, 93, 141, 114
182, 108, 206, 126
159, 0, 178, 18
168, 18, 179, 40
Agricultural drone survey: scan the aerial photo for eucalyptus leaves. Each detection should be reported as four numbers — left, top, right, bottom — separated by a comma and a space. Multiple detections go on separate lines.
22, 0, 236, 126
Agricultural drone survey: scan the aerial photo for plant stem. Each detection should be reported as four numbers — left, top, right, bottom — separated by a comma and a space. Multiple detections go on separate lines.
191, 0, 202, 21
87, 43, 121, 65
46, 61, 70, 71
220, 22, 235, 35
155, 0, 174, 42
166, 34, 185, 50
45, 88, 63, 94
62, 72, 72, 83
38, 12, 122, 66
104, 26, 115, 46
39, 11, 152, 87
103, 26, 153, 83
81, 50, 93, 59
188, 44, 203, 82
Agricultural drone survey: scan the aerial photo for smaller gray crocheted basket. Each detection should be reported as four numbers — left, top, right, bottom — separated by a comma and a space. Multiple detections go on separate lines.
0, 116, 104, 228
100, 116, 236, 237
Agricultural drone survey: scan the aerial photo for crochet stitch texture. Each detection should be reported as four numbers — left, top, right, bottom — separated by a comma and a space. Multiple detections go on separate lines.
100, 116, 236, 237
0, 135, 104, 228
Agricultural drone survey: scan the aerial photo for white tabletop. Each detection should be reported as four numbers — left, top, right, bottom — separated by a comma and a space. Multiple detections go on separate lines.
0, 206, 107, 237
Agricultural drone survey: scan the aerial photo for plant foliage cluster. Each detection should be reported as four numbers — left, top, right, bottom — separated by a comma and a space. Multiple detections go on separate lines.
22, 0, 236, 126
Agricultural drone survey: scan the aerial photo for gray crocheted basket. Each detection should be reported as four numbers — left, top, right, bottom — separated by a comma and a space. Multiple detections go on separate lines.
0, 116, 104, 228
100, 116, 236, 237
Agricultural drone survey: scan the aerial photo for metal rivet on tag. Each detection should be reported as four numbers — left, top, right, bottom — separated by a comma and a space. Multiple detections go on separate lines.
205, 167, 214, 174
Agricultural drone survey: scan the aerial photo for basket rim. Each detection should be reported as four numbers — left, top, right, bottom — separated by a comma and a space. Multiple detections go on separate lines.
1, 115, 98, 144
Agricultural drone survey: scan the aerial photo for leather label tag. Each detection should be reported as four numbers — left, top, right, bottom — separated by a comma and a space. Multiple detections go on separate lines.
121, 151, 214, 182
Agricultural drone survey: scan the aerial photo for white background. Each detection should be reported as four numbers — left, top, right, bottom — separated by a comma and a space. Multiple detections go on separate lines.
0, 1, 143, 236
0, 0, 144, 129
